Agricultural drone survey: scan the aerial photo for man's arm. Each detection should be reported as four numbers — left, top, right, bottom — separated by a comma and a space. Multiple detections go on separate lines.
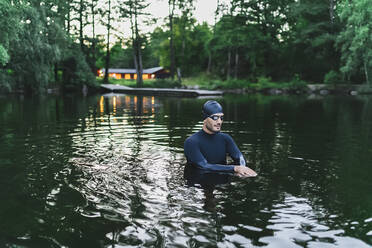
184, 138, 235, 172
225, 133, 246, 164
225, 134, 258, 177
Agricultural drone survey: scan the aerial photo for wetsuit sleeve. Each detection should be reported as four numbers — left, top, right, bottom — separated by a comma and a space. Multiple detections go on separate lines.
225, 134, 246, 166
184, 138, 235, 172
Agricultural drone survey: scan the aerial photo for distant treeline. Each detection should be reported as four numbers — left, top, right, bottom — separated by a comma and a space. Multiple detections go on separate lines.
0, 0, 371, 94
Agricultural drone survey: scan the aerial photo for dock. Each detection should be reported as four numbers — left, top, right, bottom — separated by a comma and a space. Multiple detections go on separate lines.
100, 84, 223, 97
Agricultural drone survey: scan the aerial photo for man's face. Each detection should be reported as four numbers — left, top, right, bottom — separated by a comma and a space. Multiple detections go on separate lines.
204, 113, 224, 133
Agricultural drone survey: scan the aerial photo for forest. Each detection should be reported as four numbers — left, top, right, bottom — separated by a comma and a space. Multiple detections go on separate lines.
0, 0, 371, 94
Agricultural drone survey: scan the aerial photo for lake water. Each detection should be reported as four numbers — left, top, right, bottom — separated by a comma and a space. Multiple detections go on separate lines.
0, 93, 371, 248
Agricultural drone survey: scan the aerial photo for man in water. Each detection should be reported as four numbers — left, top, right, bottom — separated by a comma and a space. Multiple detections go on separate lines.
184, 100, 257, 177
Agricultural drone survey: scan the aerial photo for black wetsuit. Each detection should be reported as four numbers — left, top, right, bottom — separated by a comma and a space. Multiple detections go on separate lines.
184, 129, 246, 172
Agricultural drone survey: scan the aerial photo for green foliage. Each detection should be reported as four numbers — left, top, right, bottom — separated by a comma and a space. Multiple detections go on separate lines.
324, 70, 343, 84
109, 42, 135, 68
287, 75, 308, 90
61, 43, 96, 91
0, 0, 22, 91
180, 74, 308, 92
1, 0, 370, 94
108, 39, 159, 69
0, 45, 9, 66
0, 0, 97, 94
216, 79, 249, 89
337, 0, 372, 84
149, 20, 212, 77
0, 71, 12, 93
287, 0, 341, 83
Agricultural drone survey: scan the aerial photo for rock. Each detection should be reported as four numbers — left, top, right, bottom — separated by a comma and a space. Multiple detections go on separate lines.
350, 90, 358, 95
320, 89, 329, 95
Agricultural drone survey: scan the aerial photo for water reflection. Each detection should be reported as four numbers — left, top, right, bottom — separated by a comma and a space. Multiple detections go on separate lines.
0, 94, 372, 247
184, 166, 232, 212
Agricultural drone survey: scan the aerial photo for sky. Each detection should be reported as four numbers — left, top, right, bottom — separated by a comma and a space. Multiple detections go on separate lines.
90, 0, 226, 43
149, 0, 220, 26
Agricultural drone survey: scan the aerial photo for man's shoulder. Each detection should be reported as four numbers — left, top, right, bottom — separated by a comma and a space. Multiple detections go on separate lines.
217, 132, 232, 139
185, 130, 202, 144
217, 132, 236, 144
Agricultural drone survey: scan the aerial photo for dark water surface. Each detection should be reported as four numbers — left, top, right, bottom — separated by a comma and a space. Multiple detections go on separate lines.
0, 93, 371, 248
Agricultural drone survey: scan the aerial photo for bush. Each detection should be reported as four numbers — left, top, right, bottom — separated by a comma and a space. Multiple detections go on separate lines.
287, 74, 308, 90
324, 70, 342, 84
0, 70, 13, 93
215, 79, 249, 89
256, 76, 275, 89
182, 73, 220, 90
61, 44, 96, 92
0, 81, 12, 93
150, 79, 182, 88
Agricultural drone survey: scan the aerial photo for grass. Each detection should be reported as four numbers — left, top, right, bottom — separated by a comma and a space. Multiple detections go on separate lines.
97, 77, 182, 88
97, 73, 309, 92
182, 74, 308, 92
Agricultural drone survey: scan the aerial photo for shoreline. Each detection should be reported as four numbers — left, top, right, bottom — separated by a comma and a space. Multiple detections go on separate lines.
186, 84, 372, 96
2, 82, 372, 97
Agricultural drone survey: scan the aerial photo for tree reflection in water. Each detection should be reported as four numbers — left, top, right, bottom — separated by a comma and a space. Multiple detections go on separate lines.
184, 166, 232, 212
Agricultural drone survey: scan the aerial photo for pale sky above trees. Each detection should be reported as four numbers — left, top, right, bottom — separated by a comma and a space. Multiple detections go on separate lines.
87, 0, 228, 42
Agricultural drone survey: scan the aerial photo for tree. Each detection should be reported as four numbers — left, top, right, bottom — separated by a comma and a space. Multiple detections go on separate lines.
118, 0, 149, 87
177, 0, 195, 80
0, 1, 19, 66
102, 0, 113, 83
337, 0, 372, 84
149, 19, 211, 77
88, 0, 99, 74
168, 0, 177, 80
8, 0, 62, 94
206, 0, 221, 74
109, 41, 134, 68
207, 0, 297, 80
287, 0, 341, 82
0, 0, 23, 91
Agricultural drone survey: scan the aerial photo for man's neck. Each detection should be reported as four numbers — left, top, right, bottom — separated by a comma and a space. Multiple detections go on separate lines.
202, 125, 215, 135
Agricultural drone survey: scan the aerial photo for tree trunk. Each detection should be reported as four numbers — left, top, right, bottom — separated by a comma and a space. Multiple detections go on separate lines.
177, 67, 182, 83
134, 1, 143, 88
103, 0, 111, 83
169, 17, 175, 80
79, 0, 84, 50
129, 4, 138, 83
54, 63, 58, 83
207, 0, 220, 75
329, 0, 334, 24
234, 50, 239, 79
67, 1, 71, 33
227, 49, 231, 80
91, 0, 96, 74
133, 42, 139, 80
207, 53, 212, 74
137, 45, 143, 87
364, 60, 370, 85
169, 0, 176, 80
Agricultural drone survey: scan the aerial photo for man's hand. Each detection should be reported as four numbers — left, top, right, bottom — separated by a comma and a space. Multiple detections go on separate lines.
234, 166, 257, 177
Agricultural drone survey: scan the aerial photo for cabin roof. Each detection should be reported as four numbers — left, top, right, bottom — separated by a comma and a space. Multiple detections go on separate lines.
100, 67, 164, 74
143, 66, 164, 74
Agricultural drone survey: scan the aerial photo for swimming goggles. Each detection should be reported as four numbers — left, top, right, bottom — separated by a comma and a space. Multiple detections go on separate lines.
209, 115, 224, 121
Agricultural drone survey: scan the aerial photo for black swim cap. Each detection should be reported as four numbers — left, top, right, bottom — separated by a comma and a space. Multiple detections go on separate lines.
202, 100, 223, 119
